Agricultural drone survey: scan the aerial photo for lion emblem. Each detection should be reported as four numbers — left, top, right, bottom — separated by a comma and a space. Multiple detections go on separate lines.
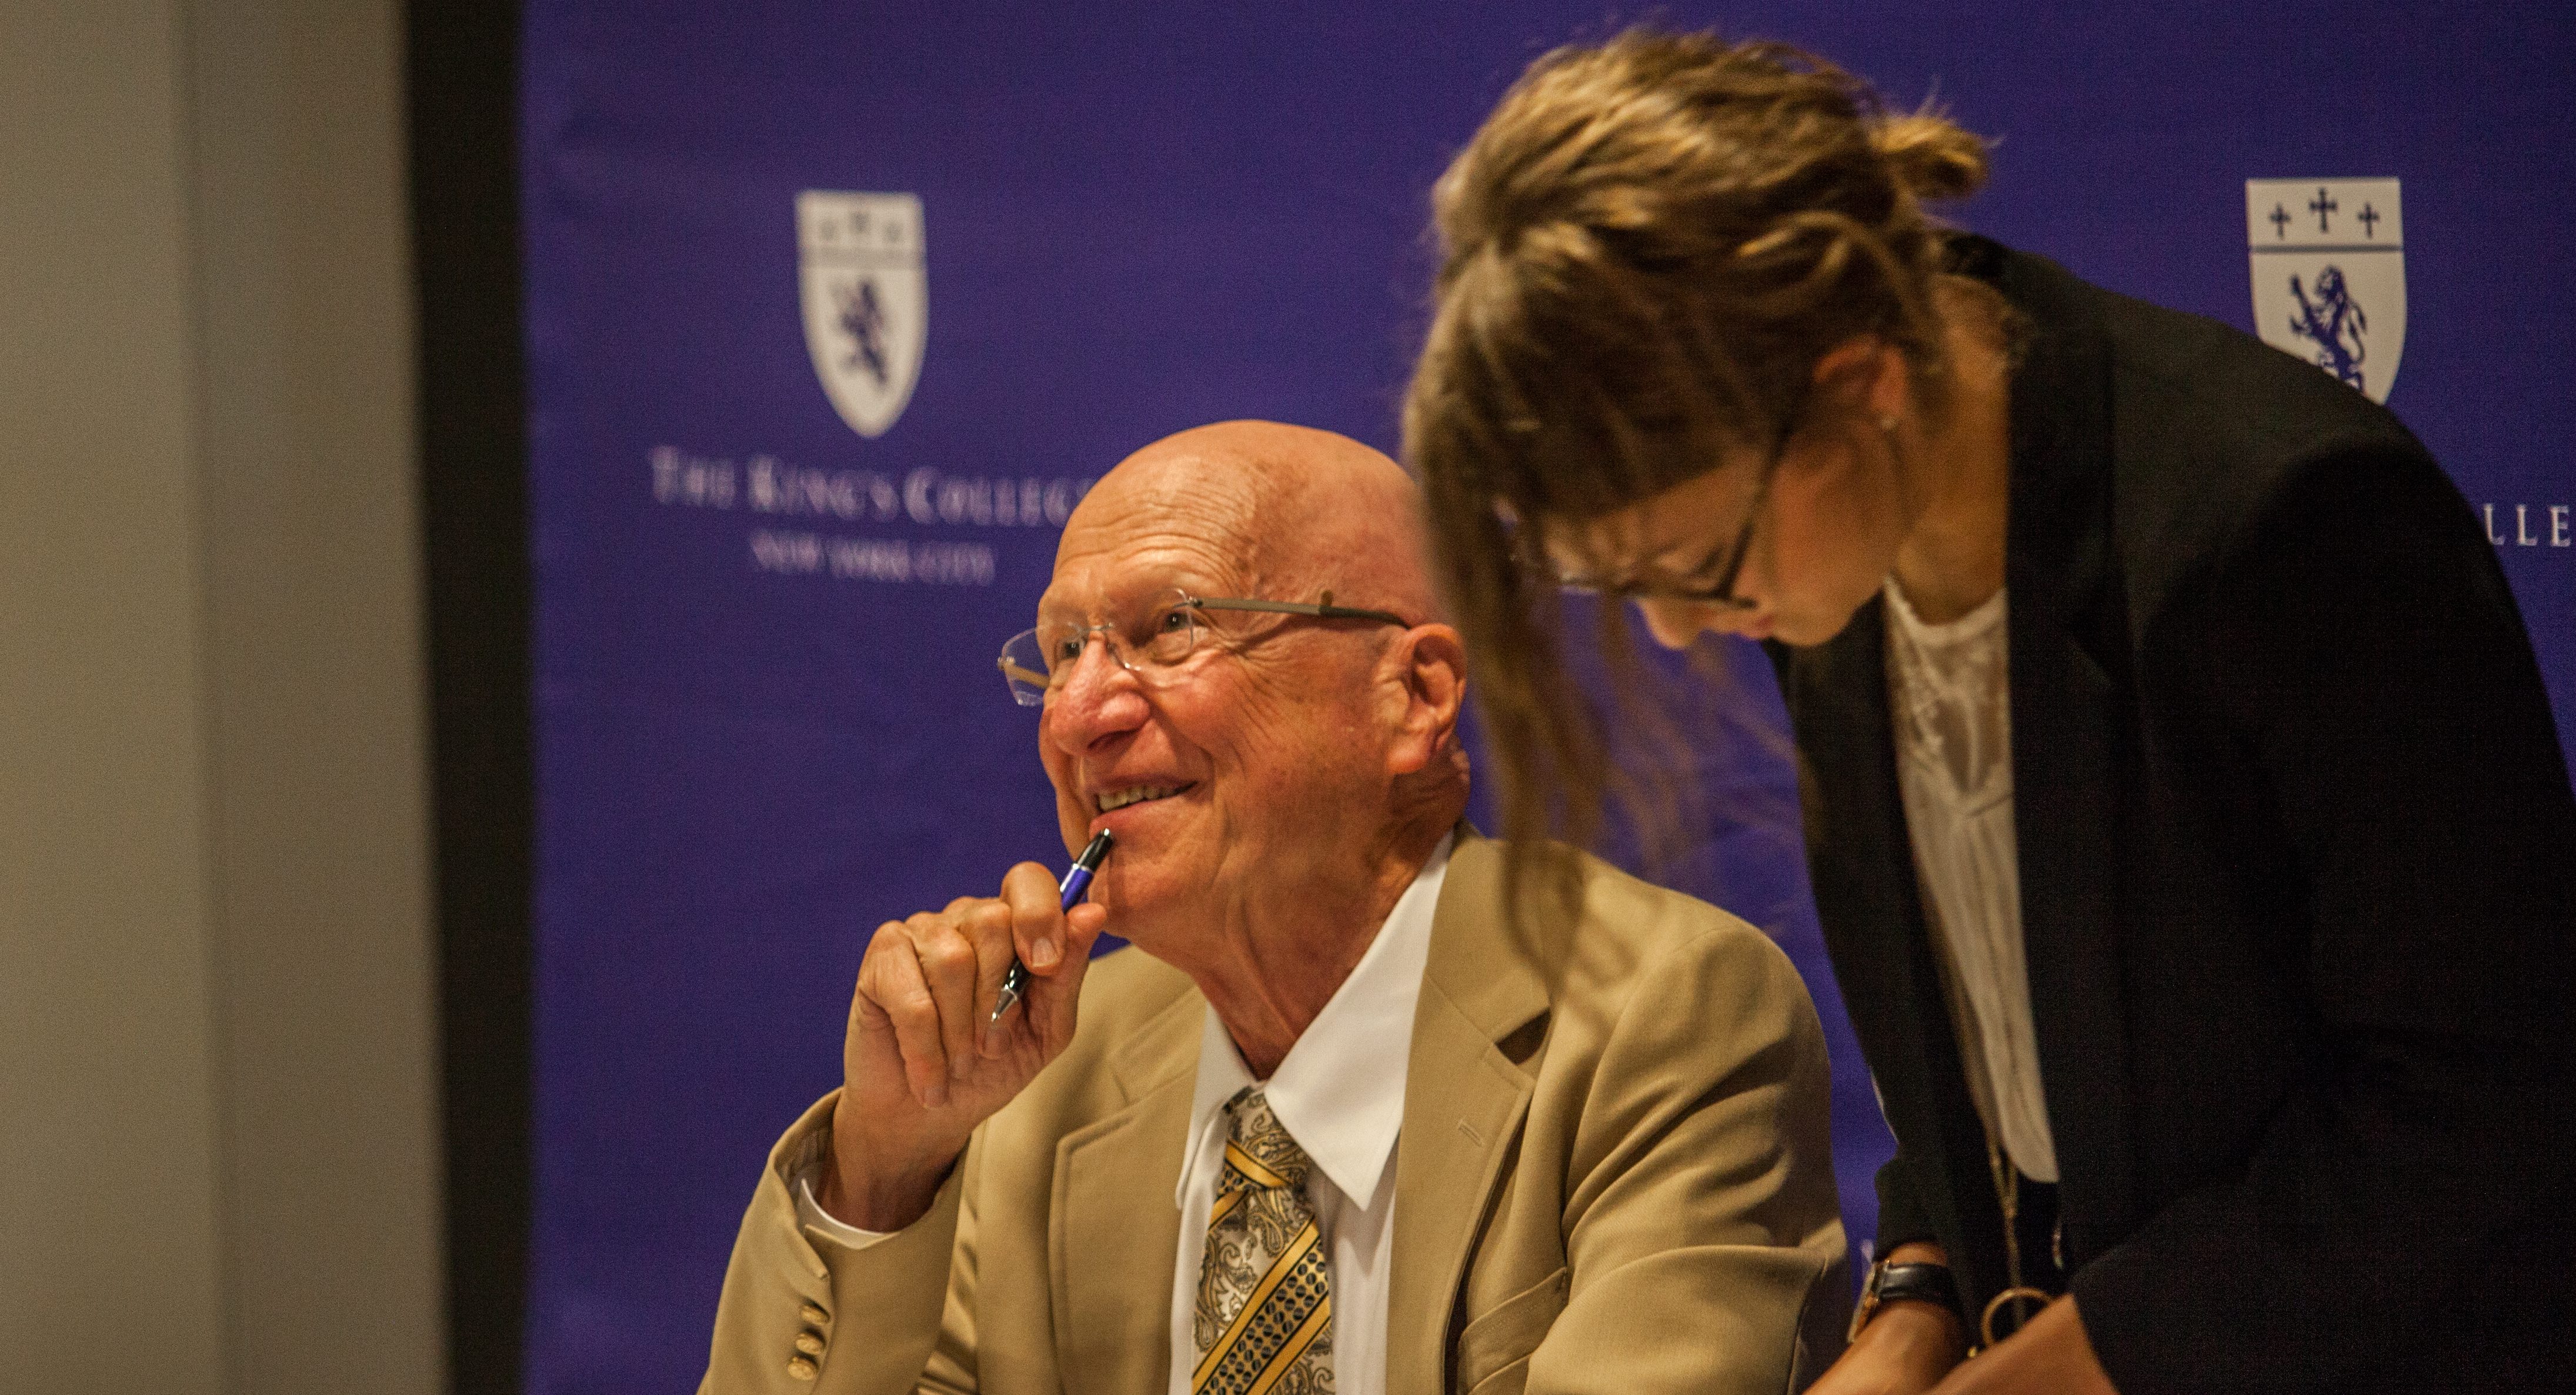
2287, 265, 2368, 393
835, 277, 892, 388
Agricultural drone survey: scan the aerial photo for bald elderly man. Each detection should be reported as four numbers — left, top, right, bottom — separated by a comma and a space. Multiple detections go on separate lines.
702, 423, 1849, 1395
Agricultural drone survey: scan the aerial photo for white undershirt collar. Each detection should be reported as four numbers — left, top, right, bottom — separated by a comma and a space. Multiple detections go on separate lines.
1174, 832, 1451, 1213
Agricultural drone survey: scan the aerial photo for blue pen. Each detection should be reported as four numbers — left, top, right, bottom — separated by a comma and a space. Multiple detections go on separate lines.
991, 829, 1115, 1023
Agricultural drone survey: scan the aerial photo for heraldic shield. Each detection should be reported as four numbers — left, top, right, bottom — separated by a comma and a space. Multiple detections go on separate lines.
2246, 178, 2404, 405
799, 191, 926, 438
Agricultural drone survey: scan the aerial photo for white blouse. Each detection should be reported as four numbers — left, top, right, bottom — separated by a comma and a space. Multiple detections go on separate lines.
1883, 580, 2058, 1182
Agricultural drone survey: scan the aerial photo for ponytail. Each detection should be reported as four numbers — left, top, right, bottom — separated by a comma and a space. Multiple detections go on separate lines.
1871, 109, 1990, 206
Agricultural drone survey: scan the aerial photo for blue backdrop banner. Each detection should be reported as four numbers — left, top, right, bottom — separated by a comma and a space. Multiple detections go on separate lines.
518, 5, 2575, 1388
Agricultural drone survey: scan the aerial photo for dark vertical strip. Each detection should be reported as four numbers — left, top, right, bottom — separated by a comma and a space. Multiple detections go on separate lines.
405, 2, 531, 1391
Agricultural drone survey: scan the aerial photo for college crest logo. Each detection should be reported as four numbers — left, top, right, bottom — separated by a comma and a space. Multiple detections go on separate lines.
2245, 178, 2403, 403
798, 191, 926, 438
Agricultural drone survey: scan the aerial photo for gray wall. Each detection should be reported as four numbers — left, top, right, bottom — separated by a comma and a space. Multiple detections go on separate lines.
0, 2, 443, 1391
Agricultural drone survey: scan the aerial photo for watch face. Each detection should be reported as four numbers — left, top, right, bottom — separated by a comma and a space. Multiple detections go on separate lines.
1847, 1263, 1888, 1345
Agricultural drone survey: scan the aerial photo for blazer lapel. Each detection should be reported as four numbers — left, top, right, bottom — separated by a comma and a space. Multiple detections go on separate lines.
1384, 835, 1547, 1394
1996, 248, 2138, 1259
1777, 622, 2009, 1302
2004, 609, 2137, 1261
1050, 987, 1201, 1395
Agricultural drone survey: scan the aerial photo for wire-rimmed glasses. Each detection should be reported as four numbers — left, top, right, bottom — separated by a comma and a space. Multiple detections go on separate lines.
997, 588, 1409, 706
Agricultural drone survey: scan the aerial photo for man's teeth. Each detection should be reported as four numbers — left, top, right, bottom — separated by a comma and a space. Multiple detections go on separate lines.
1097, 785, 1181, 813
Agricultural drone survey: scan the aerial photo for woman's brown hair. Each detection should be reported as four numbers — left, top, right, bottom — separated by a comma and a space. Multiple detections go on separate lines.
1403, 28, 1988, 896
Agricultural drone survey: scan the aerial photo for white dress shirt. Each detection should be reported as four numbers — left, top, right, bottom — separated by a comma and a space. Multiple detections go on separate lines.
796, 832, 1451, 1394
1884, 581, 2058, 1182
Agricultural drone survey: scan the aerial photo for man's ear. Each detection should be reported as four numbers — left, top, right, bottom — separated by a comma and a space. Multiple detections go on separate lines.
1383, 625, 1467, 777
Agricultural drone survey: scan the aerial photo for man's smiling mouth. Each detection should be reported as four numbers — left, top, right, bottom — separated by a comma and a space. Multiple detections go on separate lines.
1095, 783, 1194, 813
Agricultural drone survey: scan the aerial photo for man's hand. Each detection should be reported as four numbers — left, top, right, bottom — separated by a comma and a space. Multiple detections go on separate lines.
1806, 1244, 1968, 1395
819, 861, 1109, 1232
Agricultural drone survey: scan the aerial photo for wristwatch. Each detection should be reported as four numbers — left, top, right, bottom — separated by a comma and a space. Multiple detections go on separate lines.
1848, 1258, 1963, 1343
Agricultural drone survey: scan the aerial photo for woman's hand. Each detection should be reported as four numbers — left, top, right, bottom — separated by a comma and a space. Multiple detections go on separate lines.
1807, 1244, 1968, 1395
1926, 1296, 2118, 1395
1808, 1302, 1968, 1395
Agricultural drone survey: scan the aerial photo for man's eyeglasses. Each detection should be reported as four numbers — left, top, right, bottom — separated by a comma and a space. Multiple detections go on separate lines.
997, 589, 1410, 706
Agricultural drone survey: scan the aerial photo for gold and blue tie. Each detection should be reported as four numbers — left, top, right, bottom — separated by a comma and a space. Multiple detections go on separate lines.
1190, 1087, 1334, 1395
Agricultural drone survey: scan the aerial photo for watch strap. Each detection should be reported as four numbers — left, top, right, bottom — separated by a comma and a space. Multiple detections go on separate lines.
1874, 1261, 1961, 1314
1848, 1258, 1963, 1343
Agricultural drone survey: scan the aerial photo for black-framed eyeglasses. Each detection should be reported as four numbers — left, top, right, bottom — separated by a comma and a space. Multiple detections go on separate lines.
996, 588, 1411, 706
1553, 386, 1810, 610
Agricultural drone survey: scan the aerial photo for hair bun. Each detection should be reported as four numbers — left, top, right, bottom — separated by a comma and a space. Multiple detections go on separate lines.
1871, 110, 1989, 203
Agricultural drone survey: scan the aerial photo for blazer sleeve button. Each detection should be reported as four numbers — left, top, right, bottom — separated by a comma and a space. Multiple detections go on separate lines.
795, 1331, 826, 1356
799, 1301, 830, 1326
786, 1356, 818, 1381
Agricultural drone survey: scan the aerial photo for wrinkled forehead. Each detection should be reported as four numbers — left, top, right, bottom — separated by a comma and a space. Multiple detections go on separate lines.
1035, 479, 1269, 622
1035, 538, 1249, 623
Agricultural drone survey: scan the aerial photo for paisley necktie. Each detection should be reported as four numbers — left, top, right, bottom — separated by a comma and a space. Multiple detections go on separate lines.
1189, 1087, 1334, 1395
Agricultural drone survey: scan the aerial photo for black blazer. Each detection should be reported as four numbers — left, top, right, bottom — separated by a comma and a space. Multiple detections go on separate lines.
1770, 240, 2576, 1393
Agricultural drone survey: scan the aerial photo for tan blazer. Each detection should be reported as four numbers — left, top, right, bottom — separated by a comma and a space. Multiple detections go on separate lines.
703, 836, 1850, 1395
